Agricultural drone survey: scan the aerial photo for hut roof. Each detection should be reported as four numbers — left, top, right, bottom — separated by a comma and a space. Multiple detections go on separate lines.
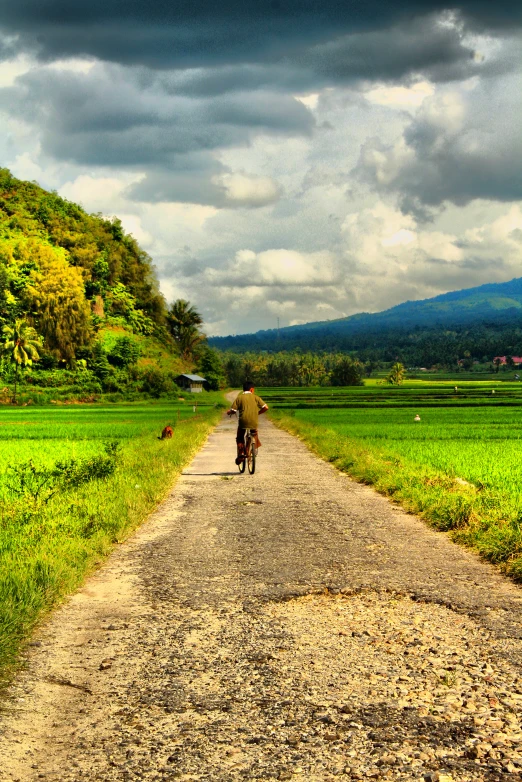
176, 374, 207, 382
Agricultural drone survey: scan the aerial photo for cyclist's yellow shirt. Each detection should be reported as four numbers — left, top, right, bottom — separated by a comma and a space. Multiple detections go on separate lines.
231, 391, 266, 429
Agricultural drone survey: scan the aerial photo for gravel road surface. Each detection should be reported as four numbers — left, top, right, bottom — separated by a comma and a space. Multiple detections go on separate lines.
1, 409, 521, 782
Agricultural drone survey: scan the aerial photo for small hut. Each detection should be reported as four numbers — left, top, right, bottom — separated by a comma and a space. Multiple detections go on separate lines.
175, 373, 206, 393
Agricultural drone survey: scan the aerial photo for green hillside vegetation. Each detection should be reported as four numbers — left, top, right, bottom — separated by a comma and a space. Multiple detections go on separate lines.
0, 168, 164, 347
0, 168, 209, 402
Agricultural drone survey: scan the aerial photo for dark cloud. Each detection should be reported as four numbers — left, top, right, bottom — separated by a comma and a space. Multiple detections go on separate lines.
0, 61, 308, 206
0, 34, 17, 61
1, 1, 520, 216
307, 19, 481, 85
126, 164, 283, 208
0, 1, 520, 68
151, 18, 489, 97
0, 65, 314, 165
126, 167, 227, 207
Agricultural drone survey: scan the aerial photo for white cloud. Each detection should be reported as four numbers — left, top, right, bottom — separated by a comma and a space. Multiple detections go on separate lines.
116, 214, 154, 247
214, 172, 282, 207
46, 58, 95, 74
463, 205, 522, 246
0, 53, 94, 88
208, 248, 339, 287
381, 228, 416, 247
294, 93, 320, 109
58, 173, 218, 256
342, 203, 466, 270
60, 173, 141, 213
365, 81, 434, 108
357, 138, 415, 187
416, 89, 466, 135
7, 151, 44, 182
0, 54, 32, 86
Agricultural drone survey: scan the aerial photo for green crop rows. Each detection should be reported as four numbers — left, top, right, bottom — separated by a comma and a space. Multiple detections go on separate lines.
263, 379, 522, 408
265, 382, 522, 581
0, 398, 223, 683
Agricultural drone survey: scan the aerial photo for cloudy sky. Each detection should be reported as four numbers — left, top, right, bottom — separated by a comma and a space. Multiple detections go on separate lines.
1, 1, 521, 335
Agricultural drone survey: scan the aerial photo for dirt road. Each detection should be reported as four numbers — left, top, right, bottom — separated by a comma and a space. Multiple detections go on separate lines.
1, 411, 521, 781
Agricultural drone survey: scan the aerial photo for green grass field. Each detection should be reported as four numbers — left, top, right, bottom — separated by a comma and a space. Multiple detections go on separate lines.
265, 382, 522, 580
0, 396, 223, 683
264, 378, 522, 407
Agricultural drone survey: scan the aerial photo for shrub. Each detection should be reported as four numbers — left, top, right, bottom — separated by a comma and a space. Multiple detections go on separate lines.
138, 367, 170, 397
5, 442, 121, 516
107, 336, 140, 368
38, 353, 58, 370
196, 347, 226, 390
89, 342, 111, 381
330, 356, 364, 386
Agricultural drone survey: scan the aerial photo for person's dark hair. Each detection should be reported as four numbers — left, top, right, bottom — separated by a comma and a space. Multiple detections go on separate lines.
243, 380, 254, 391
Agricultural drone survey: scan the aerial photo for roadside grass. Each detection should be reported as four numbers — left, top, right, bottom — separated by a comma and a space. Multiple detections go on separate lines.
0, 397, 223, 685
265, 385, 522, 581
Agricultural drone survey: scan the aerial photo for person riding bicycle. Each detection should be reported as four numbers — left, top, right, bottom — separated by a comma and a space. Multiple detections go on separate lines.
227, 381, 268, 465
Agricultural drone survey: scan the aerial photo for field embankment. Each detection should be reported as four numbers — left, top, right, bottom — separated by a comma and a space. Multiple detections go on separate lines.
0, 397, 223, 683
266, 382, 522, 581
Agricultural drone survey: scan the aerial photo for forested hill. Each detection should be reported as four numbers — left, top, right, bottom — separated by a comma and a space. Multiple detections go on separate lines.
0, 167, 166, 362
209, 277, 522, 362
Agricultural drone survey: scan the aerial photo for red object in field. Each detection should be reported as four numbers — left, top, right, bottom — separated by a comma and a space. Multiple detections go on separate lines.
160, 425, 173, 439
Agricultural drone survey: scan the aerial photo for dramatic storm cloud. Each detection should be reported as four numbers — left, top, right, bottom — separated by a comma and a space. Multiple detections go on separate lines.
1, 0, 521, 334
1, 1, 521, 66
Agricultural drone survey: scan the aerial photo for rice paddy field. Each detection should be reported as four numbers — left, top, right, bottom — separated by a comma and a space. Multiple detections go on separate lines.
265, 380, 522, 581
0, 397, 223, 682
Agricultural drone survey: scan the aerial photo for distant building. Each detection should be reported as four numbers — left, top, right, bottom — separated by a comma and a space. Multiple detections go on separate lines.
175, 374, 206, 393
493, 356, 522, 365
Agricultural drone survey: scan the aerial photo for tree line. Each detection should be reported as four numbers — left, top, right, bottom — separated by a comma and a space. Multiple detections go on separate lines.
211, 321, 522, 370
219, 351, 365, 388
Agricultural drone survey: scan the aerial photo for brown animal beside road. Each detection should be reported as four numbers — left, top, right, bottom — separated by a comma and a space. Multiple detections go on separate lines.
159, 425, 173, 440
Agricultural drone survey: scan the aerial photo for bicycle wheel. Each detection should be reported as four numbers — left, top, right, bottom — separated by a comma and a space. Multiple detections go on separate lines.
238, 450, 246, 473
247, 433, 256, 474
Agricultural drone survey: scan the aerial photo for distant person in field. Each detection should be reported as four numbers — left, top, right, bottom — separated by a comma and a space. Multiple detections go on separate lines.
227, 381, 268, 464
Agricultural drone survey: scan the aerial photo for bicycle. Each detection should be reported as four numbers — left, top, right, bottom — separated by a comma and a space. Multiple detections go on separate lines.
237, 428, 257, 475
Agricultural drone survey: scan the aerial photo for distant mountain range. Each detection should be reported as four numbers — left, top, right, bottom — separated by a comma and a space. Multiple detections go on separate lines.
209, 277, 522, 359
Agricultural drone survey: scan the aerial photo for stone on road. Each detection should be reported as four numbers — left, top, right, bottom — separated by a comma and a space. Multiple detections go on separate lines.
1, 413, 521, 781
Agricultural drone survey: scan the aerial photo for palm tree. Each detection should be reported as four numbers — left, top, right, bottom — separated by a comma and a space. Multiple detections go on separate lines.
2, 320, 41, 402
167, 299, 205, 359
387, 362, 406, 386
